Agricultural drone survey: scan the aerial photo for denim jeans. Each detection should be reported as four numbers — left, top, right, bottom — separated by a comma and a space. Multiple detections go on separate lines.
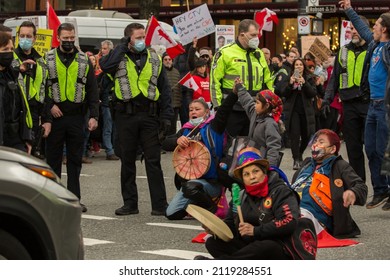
101, 106, 115, 156
364, 100, 390, 196
166, 179, 222, 217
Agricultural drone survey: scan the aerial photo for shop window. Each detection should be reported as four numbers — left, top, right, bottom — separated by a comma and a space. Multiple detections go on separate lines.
276, 18, 298, 54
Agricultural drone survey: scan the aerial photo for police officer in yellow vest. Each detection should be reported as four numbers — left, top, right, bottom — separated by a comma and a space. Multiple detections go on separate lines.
14, 21, 47, 158
323, 18, 369, 182
210, 19, 273, 136
99, 23, 173, 216
42, 23, 99, 213
0, 31, 33, 152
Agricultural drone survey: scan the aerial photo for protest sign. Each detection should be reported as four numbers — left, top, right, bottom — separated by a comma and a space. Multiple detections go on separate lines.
172, 4, 215, 45
215, 25, 235, 51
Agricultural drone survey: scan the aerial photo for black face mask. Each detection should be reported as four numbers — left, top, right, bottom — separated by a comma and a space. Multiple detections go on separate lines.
0, 52, 14, 68
271, 63, 280, 71
61, 41, 75, 52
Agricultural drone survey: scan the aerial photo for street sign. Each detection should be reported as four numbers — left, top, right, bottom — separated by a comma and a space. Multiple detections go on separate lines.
306, 5, 337, 14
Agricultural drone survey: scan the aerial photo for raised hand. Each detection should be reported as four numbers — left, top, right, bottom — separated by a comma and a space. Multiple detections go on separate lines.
339, 0, 352, 9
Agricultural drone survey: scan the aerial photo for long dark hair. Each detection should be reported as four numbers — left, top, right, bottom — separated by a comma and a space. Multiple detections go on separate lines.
0, 31, 11, 48
292, 58, 310, 77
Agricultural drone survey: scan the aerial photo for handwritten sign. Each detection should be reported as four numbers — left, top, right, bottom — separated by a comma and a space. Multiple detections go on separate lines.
15, 27, 53, 57
301, 35, 330, 61
172, 4, 215, 46
309, 38, 333, 62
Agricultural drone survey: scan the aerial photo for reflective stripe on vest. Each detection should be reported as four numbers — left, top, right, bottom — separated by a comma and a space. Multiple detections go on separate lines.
14, 54, 46, 103
114, 50, 162, 101
17, 74, 33, 129
46, 50, 89, 103
218, 44, 266, 93
339, 47, 366, 89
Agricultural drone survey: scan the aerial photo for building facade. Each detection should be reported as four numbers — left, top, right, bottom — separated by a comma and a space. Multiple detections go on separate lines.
1, 0, 388, 56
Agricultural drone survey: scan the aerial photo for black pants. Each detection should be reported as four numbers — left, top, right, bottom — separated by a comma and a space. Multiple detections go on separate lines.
3, 122, 26, 152
289, 111, 310, 160
115, 110, 167, 211
206, 237, 291, 260
342, 101, 368, 182
29, 103, 45, 157
225, 110, 250, 137
46, 114, 85, 199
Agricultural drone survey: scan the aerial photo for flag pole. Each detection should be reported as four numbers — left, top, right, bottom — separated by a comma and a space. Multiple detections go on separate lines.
186, 0, 190, 12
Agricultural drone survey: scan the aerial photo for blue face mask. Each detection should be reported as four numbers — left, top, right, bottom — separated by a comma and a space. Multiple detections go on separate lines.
189, 116, 204, 126
133, 40, 145, 52
19, 38, 33, 51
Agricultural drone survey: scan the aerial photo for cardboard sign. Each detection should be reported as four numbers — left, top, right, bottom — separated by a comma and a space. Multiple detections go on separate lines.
15, 27, 53, 57
215, 25, 235, 51
301, 35, 331, 61
309, 38, 333, 62
172, 4, 215, 45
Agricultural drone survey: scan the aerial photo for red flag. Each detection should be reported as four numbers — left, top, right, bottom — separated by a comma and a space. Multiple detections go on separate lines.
145, 16, 185, 59
254, 8, 279, 37
178, 72, 200, 93
47, 0, 61, 48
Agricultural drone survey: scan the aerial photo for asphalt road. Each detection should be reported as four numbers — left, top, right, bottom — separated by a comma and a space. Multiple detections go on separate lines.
68, 142, 389, 260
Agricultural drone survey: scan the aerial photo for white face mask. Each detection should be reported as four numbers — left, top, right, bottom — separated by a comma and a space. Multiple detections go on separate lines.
245, 34, 259, 49
189, 116, 204, 126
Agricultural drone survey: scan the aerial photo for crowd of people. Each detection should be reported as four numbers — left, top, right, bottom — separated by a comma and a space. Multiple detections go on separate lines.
0, 0, 389, 260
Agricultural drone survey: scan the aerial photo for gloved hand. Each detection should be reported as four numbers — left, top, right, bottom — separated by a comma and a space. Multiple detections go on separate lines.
321, 100, 331, 118
159, 119, 171, 141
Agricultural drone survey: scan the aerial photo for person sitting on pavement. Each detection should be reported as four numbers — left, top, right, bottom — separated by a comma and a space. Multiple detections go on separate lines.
163, 94, 238, 220
195, 147, 317, 260
291, 129, 368, 238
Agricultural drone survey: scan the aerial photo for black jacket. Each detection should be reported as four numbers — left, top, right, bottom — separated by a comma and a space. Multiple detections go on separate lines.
293, 156, 368, 238
225, 171, 300, 243
99, 44, 173, 121
43, 48, 99, 123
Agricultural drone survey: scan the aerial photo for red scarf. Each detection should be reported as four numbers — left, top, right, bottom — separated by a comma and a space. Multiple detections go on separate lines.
244, 176, 269, 197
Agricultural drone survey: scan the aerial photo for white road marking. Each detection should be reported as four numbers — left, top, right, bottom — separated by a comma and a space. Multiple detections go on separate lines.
61, 173, 94, 177
61, 174, 170, 179
139, 249, 212, 260
136, 176, 170, 179
83, 238, 114, 246
147, 222, 202, 231
82, 214, 118, 220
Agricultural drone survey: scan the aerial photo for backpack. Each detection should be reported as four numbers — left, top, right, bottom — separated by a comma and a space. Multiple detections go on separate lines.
281, 217, 317, 260
241, 187, 317, 260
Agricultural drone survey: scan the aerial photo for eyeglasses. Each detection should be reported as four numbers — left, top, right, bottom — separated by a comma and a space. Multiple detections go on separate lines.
305, 58, 312, 61
200, 55, 209, 59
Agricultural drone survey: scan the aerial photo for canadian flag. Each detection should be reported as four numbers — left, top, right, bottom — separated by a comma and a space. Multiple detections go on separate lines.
254, 8, 279, 36
145, 16, 185, 59
178, 72, 200, 93
47, 0, 61, 48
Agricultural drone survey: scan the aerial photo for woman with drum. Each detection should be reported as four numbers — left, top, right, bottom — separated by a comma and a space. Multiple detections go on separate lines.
195, 147, 316, 260
164, 93, 238, 220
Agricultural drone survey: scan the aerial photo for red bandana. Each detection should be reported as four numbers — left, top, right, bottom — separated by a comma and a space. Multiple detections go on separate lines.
245, 176, 269, 197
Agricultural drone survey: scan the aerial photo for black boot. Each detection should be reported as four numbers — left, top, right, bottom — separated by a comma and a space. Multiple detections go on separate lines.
182, 181, 218, 213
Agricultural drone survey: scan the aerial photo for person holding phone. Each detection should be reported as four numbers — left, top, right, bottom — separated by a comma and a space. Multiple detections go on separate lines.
280, 58, 317, 170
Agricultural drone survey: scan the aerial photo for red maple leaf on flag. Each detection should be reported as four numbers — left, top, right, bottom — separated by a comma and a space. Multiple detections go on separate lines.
145, 16, 185, 59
